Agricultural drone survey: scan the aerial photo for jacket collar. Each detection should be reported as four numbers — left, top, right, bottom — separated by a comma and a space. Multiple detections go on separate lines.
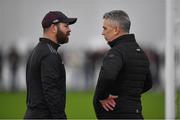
108, 34, 136, 48
39, 38, 60, 50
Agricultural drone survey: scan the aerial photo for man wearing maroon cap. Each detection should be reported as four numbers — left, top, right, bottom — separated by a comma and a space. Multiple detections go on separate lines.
24, 11, 77, 119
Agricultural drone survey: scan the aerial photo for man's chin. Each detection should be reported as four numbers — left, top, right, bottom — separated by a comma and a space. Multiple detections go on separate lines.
59, 39, 69, 44
64, 39, 69, 44
62, 41, 68, 44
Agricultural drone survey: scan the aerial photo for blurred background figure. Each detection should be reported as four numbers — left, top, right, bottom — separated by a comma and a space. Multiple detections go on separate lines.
83, 50, 95, 90
0, 49, 3, 90
83, 49, 106, 90
7, 46, 20, 92
144, 47, 163, 91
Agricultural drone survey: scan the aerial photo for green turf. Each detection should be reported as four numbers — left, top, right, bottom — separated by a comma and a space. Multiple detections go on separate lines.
66, 91, 96, 119
0, 91, 179, 119
0, 92, 26, 119
142, 91, 164, 119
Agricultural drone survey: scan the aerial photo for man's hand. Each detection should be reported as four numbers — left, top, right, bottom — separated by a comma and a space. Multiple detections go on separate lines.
99, 94, 118, 111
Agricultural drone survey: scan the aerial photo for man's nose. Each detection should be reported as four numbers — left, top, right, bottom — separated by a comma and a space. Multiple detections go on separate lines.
102, 31, 104, 35
69, 28, 71, 32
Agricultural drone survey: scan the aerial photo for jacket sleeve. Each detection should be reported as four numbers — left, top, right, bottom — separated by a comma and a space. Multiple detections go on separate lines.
95, 48, 124, 100
142, 68, 153, 93
41, 54, 66, 118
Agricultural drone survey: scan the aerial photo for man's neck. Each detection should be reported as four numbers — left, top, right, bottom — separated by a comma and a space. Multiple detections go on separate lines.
43, 33, 57, 44
110, 32, 129, 42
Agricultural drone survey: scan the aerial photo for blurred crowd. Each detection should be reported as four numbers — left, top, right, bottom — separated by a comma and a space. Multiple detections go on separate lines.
0, 45, 179, 92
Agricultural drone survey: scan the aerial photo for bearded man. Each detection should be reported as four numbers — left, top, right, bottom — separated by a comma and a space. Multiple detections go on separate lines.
24, 11, 77, 119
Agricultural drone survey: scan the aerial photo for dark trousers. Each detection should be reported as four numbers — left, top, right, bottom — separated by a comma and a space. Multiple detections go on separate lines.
24, 107, 52, 119
96, 112, 143, 119
24, 107, 67, 119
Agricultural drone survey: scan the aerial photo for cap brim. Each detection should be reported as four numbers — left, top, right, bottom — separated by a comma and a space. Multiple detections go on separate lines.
63, 18, 77, 25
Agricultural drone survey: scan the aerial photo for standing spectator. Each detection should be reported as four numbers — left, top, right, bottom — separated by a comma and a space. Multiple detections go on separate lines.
0, 49, 3, 90
8, 46, 20, 92
84, 50, 96, 90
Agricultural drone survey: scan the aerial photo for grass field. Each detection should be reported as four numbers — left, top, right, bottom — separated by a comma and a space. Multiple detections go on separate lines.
0, 91, 179, 119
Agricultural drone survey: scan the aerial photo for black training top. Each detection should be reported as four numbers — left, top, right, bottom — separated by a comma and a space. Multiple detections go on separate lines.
25, 38, 66, 119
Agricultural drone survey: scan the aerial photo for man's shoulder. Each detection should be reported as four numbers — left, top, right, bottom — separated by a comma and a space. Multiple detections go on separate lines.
105, 46, 124, 60
29, 42, 56, 62
37, 42, 58, 56
110, 44, 126, 54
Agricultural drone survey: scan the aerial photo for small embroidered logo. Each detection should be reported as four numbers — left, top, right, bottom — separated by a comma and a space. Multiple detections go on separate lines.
53, 19, 59, 23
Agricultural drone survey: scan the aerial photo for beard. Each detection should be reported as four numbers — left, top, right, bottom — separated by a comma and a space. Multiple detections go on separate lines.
56, 26, 69, 44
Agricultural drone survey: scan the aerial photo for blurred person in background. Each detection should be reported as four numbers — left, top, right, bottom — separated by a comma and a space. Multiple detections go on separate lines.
93, 10, 152, 119
83, 50, 100, 90
0, 49, 3, 90
7, 46, 20, 92
83, 49, 106, 90
144, 48, 161, 90
84, 50, 96, 90
24, 11, 77, 119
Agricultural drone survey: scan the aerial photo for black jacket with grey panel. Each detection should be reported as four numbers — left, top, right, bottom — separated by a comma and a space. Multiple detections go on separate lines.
24, 38, 66, 119
93, 34, 152, 119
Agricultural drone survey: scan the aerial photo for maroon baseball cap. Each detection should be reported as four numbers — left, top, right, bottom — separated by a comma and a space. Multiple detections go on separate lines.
42, 11, 77, 28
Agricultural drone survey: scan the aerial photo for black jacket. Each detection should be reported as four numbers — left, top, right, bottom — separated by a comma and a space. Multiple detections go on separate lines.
93, 34, 152, 119
24, 38, 66, 119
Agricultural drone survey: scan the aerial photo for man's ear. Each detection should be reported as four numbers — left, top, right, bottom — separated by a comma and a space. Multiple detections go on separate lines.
114, 26, 120, 35
50, 24, 57, 33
